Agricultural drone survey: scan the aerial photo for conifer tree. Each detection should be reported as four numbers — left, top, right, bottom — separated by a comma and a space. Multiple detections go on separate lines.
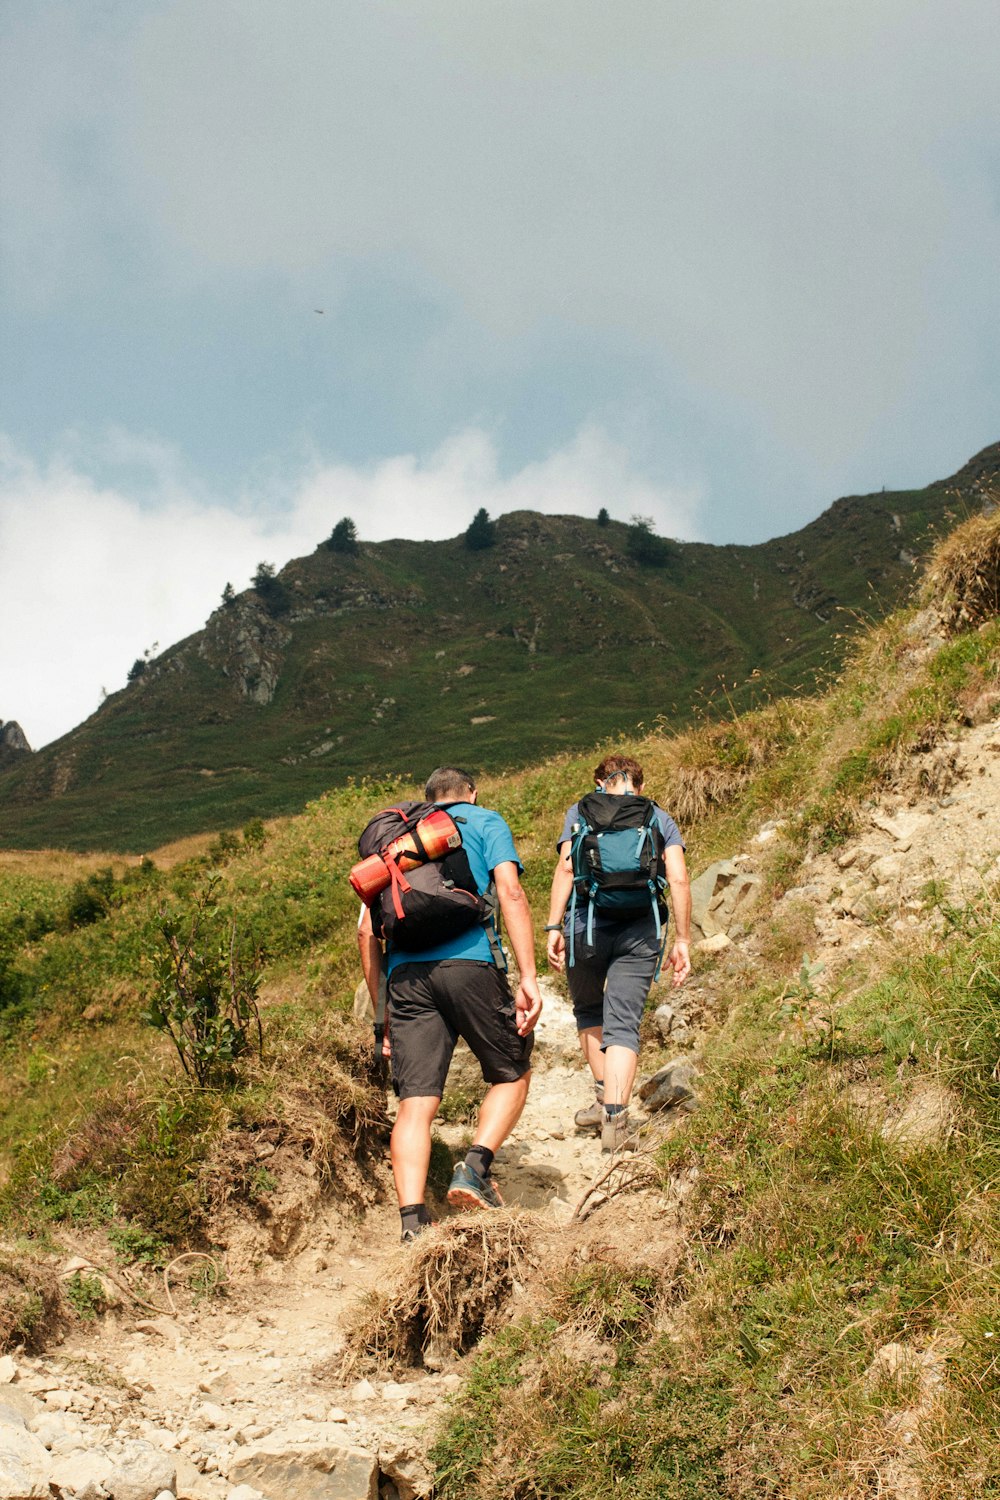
464, 507, 496, 551
328, 517, 360, 555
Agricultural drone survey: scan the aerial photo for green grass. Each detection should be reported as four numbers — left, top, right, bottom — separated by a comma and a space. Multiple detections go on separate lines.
433, 897, 1000, 1497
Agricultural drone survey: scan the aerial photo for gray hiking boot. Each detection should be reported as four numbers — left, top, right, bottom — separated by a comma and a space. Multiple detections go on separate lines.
574, 1084, 605, 1133
574, 1096, 604, 1132
600, 1107, 636, 1155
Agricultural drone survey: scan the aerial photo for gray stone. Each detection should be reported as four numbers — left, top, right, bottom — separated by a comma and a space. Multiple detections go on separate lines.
28, 1412, 62, 1446
694, 932, 730, 955
689, 860, 738, 940
0, 1396, 39, 1429
105, 1439, 176, 1500
73, 1483, 109, 1500
229, 1431, 377, 1500
174, 1452, 225, 1500
652, 1004, 674, 1041
49, 1447, 114, 1492
0, 1420, 50, 1499
707, 872, 760, 932
196, 1403, 230, 1431
0, 1360, 16, 1388
639, 1058, 698, 1113
42, 1389, 74, 1411
377, 1445, 433, 1500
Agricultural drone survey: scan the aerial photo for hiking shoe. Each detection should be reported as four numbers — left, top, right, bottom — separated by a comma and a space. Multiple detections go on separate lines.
400, 1220, 436, 1245
600, 1108, 636, 1155
573, 1095, 604, 1133
446, 1161, 504, 1211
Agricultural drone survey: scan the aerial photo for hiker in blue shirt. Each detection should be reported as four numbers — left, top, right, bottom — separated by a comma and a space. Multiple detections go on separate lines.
545, 753, 691, 1152
358, 766, 542, 1242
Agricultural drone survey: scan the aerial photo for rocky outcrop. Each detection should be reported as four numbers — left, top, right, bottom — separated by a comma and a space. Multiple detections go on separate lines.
0, 721, 32, 771
198, 601, 292, 706
689, 857, 761, 943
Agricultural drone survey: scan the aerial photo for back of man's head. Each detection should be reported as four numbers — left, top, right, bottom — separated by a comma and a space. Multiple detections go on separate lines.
425, 765, 477, 802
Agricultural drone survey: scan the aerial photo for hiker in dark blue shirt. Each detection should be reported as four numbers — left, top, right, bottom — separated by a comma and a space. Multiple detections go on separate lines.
358, 766, 542, 1241
545, 753, 691, 1152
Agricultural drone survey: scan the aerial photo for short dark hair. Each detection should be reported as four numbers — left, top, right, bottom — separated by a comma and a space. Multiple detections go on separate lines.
593, 754, 644, 790
425, 765, 477, 801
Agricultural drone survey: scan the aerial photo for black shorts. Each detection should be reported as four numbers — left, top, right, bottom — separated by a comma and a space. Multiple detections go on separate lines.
387, 960, 534, 1100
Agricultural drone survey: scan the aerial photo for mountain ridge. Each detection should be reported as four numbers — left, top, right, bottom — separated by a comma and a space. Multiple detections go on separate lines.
2, 441, 999, 852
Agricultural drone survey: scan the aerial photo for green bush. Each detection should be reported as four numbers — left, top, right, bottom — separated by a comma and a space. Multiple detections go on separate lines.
148, 882, 264, 1086
63, 867, 117, 930
626, 515, 674, 567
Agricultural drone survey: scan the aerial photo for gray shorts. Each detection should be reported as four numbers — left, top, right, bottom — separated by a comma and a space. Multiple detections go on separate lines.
566, 913, 663, 1053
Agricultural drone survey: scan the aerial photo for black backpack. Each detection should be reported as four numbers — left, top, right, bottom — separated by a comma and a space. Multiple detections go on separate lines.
567, 792, 668, 967
357, 802, 495, 953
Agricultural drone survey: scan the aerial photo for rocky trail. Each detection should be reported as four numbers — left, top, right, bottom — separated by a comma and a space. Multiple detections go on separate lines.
0, 977, 694, 1500
3, 712, 999, 1500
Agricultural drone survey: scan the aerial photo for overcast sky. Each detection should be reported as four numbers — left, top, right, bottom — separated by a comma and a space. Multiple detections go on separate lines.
2, 0, 999, 750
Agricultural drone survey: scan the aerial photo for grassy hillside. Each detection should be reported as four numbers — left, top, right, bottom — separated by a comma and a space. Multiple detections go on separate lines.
4, 441, 997, 852
1, 504, 999, 1492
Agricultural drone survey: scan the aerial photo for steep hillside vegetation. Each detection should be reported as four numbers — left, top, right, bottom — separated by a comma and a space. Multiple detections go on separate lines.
0, 506, 999, 1496
3, 441, 997, 852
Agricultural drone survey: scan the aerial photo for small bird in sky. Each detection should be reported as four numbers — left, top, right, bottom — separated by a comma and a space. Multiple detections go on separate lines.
314, 308, 325, 314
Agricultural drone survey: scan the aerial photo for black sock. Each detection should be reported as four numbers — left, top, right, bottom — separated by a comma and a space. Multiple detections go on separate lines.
604, 1103, 625, 1117
400, 1203, 425, 1234
465, 1144, 494, 1180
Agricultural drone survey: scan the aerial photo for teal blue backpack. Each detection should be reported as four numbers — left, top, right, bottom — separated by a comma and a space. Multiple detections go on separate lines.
568, 792, 668, 971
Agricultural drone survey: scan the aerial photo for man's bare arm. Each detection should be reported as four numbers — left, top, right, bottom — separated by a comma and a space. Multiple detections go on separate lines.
493, 860, 543, 1035
357, 905, 383, 1008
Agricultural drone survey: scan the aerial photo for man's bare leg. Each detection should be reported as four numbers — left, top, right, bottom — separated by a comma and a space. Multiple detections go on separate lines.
390, 1095, 441, 1207
448, 1073, 531, 1210
472, 1073, 531, 1153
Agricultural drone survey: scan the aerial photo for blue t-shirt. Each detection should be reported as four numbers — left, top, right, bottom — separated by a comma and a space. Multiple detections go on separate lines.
386, 802, 521, 974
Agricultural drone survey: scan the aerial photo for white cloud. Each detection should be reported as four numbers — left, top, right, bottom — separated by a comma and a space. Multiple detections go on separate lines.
0, 427, 700, 749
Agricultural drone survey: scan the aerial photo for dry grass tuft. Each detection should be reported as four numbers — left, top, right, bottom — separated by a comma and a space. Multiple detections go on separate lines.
658, 704, 808, 826
921, 508, 1000, 632
335, 1212, 536, 1374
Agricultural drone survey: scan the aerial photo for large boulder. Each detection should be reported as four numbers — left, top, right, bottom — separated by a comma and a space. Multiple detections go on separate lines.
689, 859, 759, 940
105, 1439, 176, 1500
228, 1426, 378, 1500
0, 1403, 49, 1500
